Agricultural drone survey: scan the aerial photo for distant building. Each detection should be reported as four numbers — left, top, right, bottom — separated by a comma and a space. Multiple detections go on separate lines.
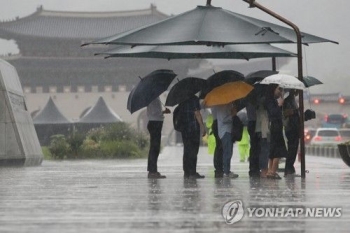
0, 5, 204, 140
0, 5, 200, 93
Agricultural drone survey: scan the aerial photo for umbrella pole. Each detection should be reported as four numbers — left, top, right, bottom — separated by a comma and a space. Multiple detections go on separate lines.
244, 0, 306, 178
272, 57, 276, 71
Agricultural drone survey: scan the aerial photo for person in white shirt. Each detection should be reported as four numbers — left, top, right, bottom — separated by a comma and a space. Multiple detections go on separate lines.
146, 97, 170, 179
215, 103, 239, 178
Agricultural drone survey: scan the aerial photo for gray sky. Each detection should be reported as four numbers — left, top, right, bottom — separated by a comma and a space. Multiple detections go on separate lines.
0, 0, 348, 94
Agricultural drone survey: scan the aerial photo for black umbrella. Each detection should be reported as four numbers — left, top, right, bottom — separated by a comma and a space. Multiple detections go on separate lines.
303, 76, 323, 87
127, 69, 176, 113
200, 70, 245, 98
165, 77, 206, 106
244, 70, 279, 104
245, 70, 279, 84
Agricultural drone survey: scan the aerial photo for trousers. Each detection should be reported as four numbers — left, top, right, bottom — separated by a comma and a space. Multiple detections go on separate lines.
147, 121, 163, 172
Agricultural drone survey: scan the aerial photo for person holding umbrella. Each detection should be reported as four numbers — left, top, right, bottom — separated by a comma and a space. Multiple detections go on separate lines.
237, 111, 250, 162
214, 102, 239, 179
211, 107, 224, 178
165, 77, 207, 179
283, 89, 300, 177
264, 84, 287, 179
203, 81, 253, 178
147, 97, 171, 179
126, 69, 176, 178
179, 94, 206, 179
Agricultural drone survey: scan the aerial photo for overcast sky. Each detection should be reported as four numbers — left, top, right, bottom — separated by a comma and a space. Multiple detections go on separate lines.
0, 0, 348, 94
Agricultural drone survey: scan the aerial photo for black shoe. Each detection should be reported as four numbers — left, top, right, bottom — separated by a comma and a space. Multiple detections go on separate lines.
249, 172, 260, 178
148, 172, 166, 179
223, 172, 239, 179
188, 172, 205, 179
215, 172, 224, 178
267, 173, 282, 180
284, 172, 301, 178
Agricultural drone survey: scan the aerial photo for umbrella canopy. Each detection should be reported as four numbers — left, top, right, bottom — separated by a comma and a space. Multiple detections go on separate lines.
245, 70, 279, 84
200, 70, 245, 98
303, 76, 323, 87
96, 44, 296, 60
165, 77, 206, 106
203, 81, 253, 107
83, 4, 337, 47
127, 69, 176, 113
259, 74, 306, 90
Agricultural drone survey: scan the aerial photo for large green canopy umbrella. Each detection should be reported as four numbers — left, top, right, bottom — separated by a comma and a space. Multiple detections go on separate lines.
96, 44, 296, 60
82, 3, 337, 47
82, 0, 337, 179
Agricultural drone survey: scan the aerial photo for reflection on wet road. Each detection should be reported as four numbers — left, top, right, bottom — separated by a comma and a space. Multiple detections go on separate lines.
0, 146, 349, 232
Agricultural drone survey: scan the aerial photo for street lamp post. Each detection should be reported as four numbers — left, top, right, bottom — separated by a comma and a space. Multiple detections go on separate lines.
243, 0, 306, 178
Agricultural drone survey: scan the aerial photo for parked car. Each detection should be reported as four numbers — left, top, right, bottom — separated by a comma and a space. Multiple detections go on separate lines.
310, 128, 342, 146
304, 128, 316, 144
343, 119, 350, 128
339, 129, 350, 143
321, 114, 348, 128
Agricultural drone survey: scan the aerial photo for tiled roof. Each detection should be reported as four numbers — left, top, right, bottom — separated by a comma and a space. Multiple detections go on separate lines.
0, 5, 168, 39
8, 56, 200, 89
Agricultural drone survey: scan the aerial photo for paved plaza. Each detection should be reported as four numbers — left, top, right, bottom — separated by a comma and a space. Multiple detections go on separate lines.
0, 146, 349, 232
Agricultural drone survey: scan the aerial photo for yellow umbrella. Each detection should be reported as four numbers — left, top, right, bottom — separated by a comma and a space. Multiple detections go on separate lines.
203, 81, 253, 107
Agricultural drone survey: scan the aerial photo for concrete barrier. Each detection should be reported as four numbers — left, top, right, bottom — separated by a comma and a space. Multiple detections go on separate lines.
0, 59, 43, 166
306, 145, 340, 158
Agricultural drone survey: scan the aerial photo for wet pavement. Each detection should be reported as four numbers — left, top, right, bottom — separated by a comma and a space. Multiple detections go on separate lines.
1, 146, 349, 233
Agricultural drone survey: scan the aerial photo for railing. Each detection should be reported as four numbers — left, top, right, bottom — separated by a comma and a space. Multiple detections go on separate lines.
306, 145, 340, 158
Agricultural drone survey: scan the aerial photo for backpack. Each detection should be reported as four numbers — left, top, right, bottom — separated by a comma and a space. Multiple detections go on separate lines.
231, 115, 244, 142
173, 104, 185, 132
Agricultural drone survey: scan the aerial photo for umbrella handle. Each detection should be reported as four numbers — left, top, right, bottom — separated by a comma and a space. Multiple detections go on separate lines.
160, 101, 171, 114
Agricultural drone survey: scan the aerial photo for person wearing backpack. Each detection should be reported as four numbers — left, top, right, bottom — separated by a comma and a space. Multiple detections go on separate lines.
147, 97, 170, 179
177, 95, 206, 179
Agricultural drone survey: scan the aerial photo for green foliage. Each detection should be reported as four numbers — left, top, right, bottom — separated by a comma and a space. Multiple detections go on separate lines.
87, 127, 106, 142
134, 132, 149, 150
102, 123, 135, 141
100, 140, 145, 158
41, 146, 52, 160
66, 133, 85, 159
48, 134, 70, 159
44, 123, 149, 160
79, 138, 102, 158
